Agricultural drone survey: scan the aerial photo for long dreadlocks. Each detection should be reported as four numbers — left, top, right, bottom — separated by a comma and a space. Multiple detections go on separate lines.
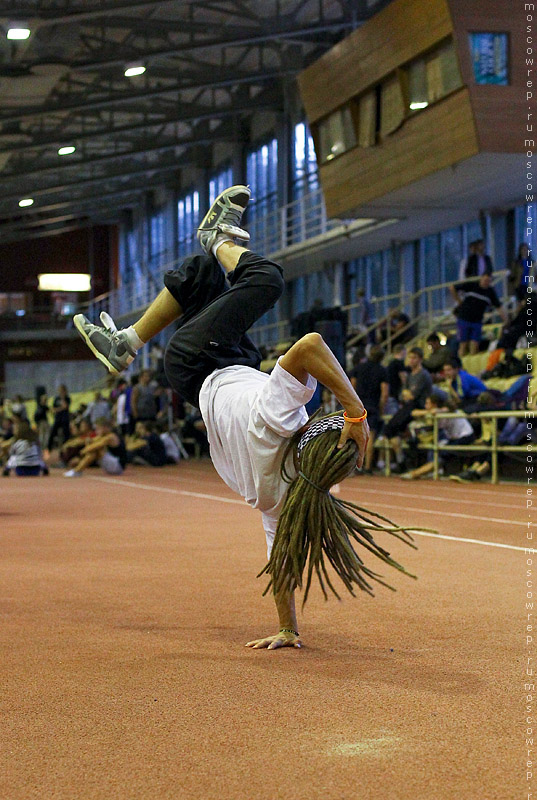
258, 413, 433, 606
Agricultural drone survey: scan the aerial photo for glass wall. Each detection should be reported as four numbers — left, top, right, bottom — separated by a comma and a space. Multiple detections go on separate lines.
293, 122, 318, 196
209, 165, 233, 205
177, 190, 200, 259
246, 138, 278, 249
149, 210, 166, 273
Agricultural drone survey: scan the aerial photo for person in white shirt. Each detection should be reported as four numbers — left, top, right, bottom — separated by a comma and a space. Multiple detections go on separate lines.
74, 186, 417, 649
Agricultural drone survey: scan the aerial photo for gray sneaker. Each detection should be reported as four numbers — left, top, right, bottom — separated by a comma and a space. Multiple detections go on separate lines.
73, 313, 136, 374
197, 185, 251, 255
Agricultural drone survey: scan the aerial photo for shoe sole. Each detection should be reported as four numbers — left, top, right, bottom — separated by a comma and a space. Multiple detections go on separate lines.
197, 185, 250, 241
73, 314, 120, 375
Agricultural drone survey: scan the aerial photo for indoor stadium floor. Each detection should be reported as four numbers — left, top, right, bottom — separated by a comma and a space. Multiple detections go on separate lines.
2, 462, 523, 800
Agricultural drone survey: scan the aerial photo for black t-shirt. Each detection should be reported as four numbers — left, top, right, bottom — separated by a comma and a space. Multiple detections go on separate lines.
454, 281, 501, 323
108, 434, 127, 469
34, 402, 48, 424
351, 361, 388, 410
146, 433, 167, 466
53, 395, 71, 417
386, 358, 409, 399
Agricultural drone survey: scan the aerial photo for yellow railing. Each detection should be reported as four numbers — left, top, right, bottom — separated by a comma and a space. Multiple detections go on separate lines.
377, 408, 530, 484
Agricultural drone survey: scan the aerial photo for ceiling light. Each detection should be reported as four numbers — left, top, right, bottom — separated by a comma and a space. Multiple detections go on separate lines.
38, 273, 91, 292
18, 198, 34, 207
7, 26, 30, 40
58, 145, 76, 155
124, 64, 146, 77
409, 101, 429, 110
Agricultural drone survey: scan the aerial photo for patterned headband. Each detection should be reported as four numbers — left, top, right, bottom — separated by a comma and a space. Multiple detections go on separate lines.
297, 415, 345, 457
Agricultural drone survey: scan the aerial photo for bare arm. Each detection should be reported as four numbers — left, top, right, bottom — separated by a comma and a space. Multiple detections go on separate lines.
245, 583, 300, 650
449, 284, 460, 304
280, 333, 369, 466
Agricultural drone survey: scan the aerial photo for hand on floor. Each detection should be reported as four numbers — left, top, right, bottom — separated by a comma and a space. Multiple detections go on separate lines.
245, 632, 301, 650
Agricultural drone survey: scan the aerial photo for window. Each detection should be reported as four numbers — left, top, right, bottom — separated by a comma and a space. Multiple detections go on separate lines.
407, 38, 462, 111
246, 138, 278, 247
209, 165, 233, 205
380, 73, 405, 137
318, 105, 357, 162
442, 227, 463, 285
177, 190, 200, 258
469, 33, 509, 85
150, 211, 166, 268
293, 121, 318, 196
357, 90, 377, 147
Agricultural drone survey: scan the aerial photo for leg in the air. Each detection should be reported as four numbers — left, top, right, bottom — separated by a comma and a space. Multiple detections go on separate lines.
73, 185, 252, 375
133, 288, 183, 344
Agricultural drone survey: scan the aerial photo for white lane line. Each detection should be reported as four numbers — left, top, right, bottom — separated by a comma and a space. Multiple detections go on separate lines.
90, 475, 525, 549
351, 499, 523, 526
89, 475, 246, 506
406, 530, 525, 552
342, 484, 521, 511
174, 465, 523, 508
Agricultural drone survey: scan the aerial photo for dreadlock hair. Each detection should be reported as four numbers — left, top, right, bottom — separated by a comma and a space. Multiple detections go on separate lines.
258, 413, 430, 607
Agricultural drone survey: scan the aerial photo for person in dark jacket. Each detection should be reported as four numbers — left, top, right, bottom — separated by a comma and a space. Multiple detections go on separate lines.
349, 345, 389, 473
463, 238, 493, 279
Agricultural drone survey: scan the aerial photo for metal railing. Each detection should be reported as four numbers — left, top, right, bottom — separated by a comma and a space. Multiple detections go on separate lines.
377, 409, 530, 484
346, 270, 509, 356
84, 186, 339, 324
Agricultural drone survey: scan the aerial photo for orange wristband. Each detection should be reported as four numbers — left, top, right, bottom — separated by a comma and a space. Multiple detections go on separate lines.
343, 409, 367, 423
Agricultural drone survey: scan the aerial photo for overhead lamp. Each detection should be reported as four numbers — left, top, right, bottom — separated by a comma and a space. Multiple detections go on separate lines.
7, 24, 30, 40
38, 273, 91, 292
58, 145, 76, 156
409, 101, 429, 110
18, 198, 34, 207
124, 63, 146, 77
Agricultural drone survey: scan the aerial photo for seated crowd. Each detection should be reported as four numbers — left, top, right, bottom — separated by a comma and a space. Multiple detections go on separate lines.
0, 368, 209, 478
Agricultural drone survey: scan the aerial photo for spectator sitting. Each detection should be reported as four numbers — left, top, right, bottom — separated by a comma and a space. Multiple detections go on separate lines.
84, 391, 112, 427
443, 357, 488, 411
401, 395, 475, 480
60, 419, 95, 467
496, 292, 532, 351
508, 242, 534, 302
350, 345, 389, 474
422, 333, 451, 378
385, 344, 408, 414
11, 395, 28, 421
126, 421, 168, 466
450, 273, 507, 356
156, 421, 181, 464
383, 347, 433, 472
181, 404, 209, 457
1, 415, 14, 441
64, 417, 127, 477
390, 312, 413, 346
3, 419, 47, 476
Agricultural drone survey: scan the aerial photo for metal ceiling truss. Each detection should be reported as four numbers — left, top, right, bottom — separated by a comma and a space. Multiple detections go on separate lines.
0, 0, 387, 241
